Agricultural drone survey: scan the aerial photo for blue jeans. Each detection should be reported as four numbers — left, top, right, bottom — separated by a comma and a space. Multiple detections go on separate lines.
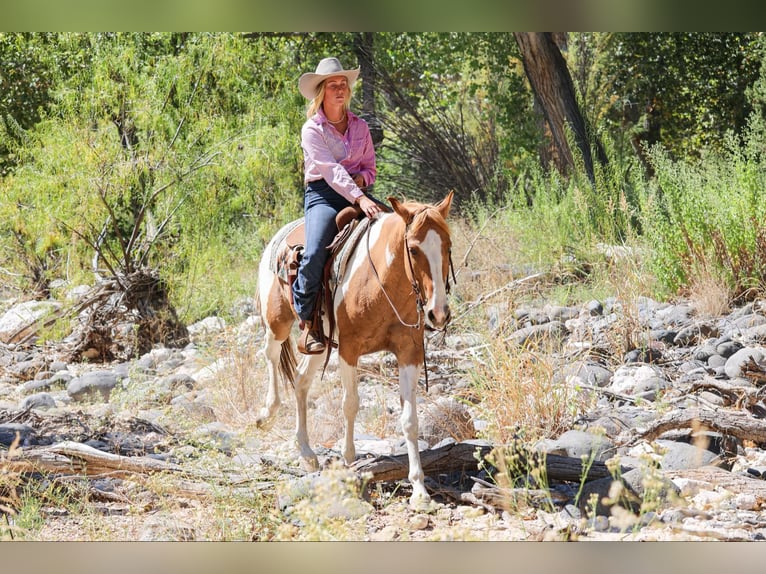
292, 180, 354, 322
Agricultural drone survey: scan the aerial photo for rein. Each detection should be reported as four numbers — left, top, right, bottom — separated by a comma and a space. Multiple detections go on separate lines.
365, 211, 457, 392
366, 220, 423, 329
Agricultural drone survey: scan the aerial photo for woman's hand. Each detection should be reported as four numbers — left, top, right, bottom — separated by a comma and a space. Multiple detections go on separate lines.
357, 194, 382, 219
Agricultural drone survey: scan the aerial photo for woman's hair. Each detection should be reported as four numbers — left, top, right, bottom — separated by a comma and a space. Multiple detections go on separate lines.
306, 80, 353, 119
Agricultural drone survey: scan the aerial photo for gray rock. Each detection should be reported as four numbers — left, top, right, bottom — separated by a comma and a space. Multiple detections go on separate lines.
544, 304, 579, 322
277, 472, 373, 520
741, 324, 766, 344
610, 364, 668, 397
724, 347, 765, 379
19, 392, 57, 410
585, 300, 604, 316
581, 406, 658, 439
707, 354, 727, 368
673, 322, 719, 347
562, 361, 613, 388
66, 370, 121, 402
656, 440, 721, 470
536, 429, 614, 462
650, 329, 678, 344
138, 518, 197, 541
0, 423, 36, 446
716, 340, 743, 359
655, 303, 695, 327
419, 397, 475, 447
507, 321, 568, 348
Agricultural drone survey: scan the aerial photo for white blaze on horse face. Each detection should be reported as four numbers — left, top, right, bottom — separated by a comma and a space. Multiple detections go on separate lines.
421, 229, 450, 328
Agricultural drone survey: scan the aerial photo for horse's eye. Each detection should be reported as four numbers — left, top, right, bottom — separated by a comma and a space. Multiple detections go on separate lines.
409, 247, 419, 256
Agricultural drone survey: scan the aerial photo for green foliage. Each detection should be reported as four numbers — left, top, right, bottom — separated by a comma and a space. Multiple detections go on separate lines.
3, 31, 766, 327
642, 126, 766, 300
0, 33, 304, 321
596, 32, 762, 160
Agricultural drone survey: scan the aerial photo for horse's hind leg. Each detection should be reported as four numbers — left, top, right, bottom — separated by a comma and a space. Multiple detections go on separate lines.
294, 353, 324, 471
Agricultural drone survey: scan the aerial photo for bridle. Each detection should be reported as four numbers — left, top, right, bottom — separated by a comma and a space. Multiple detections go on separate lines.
367, 210, 455, 329
366, 211, 456, 391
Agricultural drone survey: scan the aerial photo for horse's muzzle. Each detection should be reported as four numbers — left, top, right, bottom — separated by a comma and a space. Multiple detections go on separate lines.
427, 304, 451, 330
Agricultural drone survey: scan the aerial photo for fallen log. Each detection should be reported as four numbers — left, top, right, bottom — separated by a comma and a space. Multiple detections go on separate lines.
1, 440, 184, 478
350, 441, 612, 484
634, 407, 766, 444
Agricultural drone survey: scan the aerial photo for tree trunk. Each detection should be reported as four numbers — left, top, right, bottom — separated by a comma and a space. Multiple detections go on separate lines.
514, 32, 597, 182
353, 32, 383, 147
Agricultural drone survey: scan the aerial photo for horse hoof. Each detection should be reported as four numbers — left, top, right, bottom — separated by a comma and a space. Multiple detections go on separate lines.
255, 411, 275, 430
409, 493, 437, 513
301, 455, 320, 472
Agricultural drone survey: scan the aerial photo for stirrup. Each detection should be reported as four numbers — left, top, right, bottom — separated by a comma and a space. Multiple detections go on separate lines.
298, 324, 326, 355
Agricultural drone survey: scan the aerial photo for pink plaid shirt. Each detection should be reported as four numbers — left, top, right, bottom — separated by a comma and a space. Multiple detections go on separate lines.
301, 108, 377, 204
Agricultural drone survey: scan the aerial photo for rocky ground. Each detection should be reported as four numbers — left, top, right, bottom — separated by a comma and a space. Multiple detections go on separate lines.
3, 286, 766, 541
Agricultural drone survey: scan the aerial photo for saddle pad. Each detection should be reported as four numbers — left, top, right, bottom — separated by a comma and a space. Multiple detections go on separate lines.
331, 217, 372, 288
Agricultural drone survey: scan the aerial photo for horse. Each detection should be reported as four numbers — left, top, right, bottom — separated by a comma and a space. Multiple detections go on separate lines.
255, 191, 454, 509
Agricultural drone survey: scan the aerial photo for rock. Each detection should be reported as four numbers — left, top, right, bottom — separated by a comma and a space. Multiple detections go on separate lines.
419, 397, 475, 447
610, 364, 669, 399
187, 316, 227, 337
724, 347, 765, 379
278, 471, 373, 520
0, 422, 37, 446
561, 361, 613, 388
0, 300, 61, 343
673, 322, 719, 347
66, 370, 121, 402
138, 517, 197, 541
19, 392, 57, 410
507, 321, 568, 348
624, 347, 663, 364
585, 300, 604, 316
656, 440, 722, 470
536, 429, 614, 462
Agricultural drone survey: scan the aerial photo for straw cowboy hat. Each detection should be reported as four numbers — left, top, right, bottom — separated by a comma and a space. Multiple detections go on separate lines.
298, 57, 360, 100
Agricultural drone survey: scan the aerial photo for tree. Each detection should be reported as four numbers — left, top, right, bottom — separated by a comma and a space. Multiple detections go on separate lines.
514, 32, 602, 182
602, 33, 762, 162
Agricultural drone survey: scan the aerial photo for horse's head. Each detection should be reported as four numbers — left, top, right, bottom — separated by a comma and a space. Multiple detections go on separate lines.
389, 191, 455, 330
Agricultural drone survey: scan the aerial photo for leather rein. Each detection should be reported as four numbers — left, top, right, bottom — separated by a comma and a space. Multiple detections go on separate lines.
365, 211, 456, 391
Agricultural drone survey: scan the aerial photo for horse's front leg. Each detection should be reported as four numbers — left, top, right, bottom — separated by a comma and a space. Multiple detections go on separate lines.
339, 358, 359, 465
398, 363, 431, 509
255, 329, 283, 429
294, 353, 324, 471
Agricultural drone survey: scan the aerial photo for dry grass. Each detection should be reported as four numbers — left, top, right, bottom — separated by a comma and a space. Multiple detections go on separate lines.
685, 262, 733, 319
470, 341, 593, 445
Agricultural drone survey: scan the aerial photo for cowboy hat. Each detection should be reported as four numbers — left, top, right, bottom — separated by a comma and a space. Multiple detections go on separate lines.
298, 57, 360, 100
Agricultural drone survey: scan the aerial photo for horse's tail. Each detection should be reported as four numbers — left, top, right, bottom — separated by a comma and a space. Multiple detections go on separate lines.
279, 338, 297, 389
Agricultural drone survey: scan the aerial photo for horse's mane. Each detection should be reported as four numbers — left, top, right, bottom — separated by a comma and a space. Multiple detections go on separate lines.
406, 202, 450, 236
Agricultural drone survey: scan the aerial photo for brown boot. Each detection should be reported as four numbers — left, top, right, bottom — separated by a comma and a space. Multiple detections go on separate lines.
298, 320, 326, 355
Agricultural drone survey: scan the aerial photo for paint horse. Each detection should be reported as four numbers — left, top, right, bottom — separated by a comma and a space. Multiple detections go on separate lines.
255, 191, 454, 509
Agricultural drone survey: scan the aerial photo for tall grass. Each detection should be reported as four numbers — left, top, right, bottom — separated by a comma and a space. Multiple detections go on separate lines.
643, 124, 766, 302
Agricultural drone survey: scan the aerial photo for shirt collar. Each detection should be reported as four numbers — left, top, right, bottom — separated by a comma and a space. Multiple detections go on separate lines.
313, 107, 357, 126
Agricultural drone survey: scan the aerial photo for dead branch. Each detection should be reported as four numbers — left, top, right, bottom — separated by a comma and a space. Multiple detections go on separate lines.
633, 407, 766, 444
453, 272, 549, 323
2, 441, 185, 478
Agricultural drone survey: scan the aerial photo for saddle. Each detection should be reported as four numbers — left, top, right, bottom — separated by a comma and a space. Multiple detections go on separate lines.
277, 205, 366, 349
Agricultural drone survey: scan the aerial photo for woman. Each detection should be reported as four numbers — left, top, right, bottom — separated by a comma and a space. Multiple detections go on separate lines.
293, 57, 384, 354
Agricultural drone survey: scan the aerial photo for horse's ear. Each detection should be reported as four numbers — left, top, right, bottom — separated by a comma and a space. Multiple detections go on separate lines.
436, 190, 455, 219
388, 196, 413, 223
